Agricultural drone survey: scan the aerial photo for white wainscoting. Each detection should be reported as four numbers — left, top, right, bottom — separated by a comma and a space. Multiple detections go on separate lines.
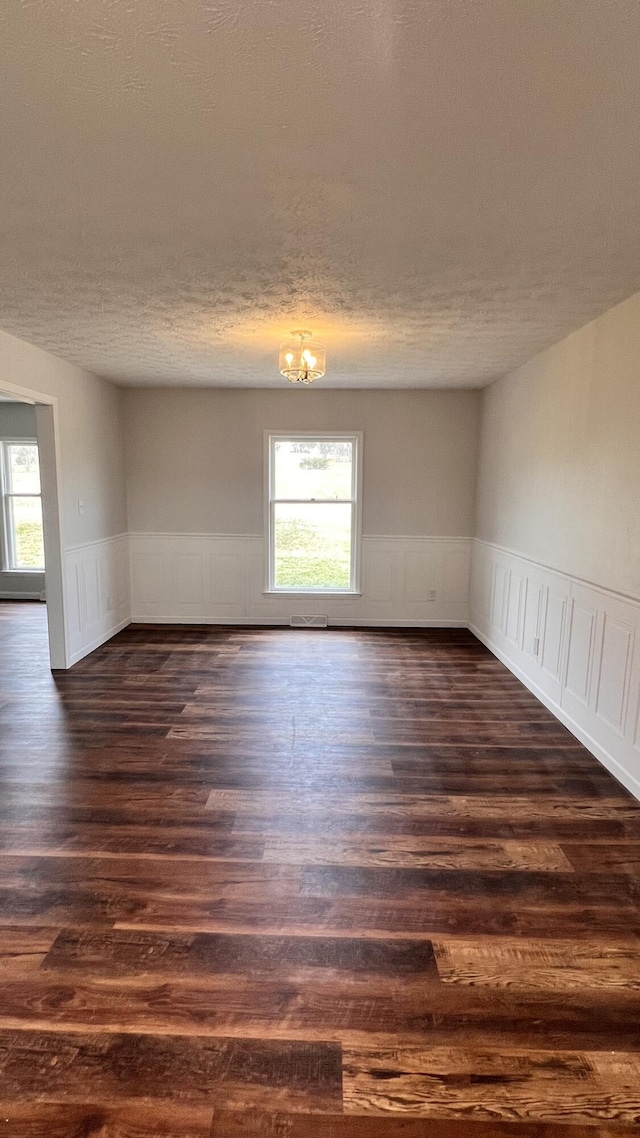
470, 539, 640, 801
64, 534, 131, 665
129, 533, 471, 628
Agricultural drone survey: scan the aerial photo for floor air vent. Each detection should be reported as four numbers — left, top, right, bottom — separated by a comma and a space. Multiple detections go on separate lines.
290, 615, 328, 628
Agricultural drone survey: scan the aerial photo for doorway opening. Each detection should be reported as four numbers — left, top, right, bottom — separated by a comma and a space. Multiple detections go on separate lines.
0, 402, 46, 600
0, 387, 67, 669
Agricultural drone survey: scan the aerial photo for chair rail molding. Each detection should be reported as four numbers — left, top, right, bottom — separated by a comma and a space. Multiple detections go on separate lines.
470, 538, 640, 802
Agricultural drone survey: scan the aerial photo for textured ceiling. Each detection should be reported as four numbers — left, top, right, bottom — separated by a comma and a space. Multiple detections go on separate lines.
2, 1, 640, 388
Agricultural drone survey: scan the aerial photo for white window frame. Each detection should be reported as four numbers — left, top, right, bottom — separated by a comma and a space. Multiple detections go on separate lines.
264, 430, 363, 595
0, 438, 45, 573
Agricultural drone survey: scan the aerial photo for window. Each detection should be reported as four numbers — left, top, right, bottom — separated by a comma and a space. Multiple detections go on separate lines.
266, 433, 362, 593
1, 441, 45, 571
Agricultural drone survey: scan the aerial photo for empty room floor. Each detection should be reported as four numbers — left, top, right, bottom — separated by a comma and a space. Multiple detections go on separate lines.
1, 601, 640, 1137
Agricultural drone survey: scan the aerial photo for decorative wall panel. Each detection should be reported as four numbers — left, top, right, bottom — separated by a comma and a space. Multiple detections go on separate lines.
64, 535, 130, 665
470, 540, 640, 801
129, 534, 471, 628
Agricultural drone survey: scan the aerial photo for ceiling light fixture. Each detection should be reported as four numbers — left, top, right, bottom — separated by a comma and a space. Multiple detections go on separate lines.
279, 330, 326, 384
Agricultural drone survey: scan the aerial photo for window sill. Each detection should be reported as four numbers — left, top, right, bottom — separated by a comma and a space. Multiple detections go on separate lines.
263, 589, 362, 597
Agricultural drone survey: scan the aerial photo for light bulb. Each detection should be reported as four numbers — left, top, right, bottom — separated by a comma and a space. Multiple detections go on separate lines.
280, 331, 325, 383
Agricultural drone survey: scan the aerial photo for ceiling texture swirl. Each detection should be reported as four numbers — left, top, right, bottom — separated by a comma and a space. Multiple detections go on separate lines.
2, 0, 640, 387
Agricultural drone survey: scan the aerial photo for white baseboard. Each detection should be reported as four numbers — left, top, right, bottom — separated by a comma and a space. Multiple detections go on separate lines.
331, 618, 468, 628
130, 615, 468, 628
67, 617, 131, 667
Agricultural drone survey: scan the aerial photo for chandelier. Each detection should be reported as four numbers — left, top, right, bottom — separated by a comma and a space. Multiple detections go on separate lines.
279, 330, 326, 384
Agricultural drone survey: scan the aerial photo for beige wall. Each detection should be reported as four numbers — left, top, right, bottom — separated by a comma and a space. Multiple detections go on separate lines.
475, 289, 640, 599
0, 328, 127, 548
123, 388, 481, 537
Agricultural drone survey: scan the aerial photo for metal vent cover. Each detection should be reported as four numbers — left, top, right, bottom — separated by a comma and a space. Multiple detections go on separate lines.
289, 614, 328, 628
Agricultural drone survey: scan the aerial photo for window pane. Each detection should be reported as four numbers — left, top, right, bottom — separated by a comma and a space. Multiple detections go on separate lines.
7, 444, 41, 493
274, 502, 352, 589
274, 440, 353, 500
9, 497, 45, 569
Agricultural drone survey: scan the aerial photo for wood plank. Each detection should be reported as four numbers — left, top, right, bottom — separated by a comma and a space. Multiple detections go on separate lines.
212, 789, 640, 821
0, 825, 264, 862
0, 926, 59, 976
434, 937, 640, 991
0, 1029, 343, 1113
561, 843, 640, 874
0, 1101, 214, 1137
232, 811, 640, 841
262, 837, 574, 871
342, 1046, 640, 1125
115, 893, 640, 939
298, 865, 638, 906
1, 972, 640, 1051
211, 1109, 640, 1137
3, 606, 640, 1131
0, 856, 300, 927
42, 928, 439, 980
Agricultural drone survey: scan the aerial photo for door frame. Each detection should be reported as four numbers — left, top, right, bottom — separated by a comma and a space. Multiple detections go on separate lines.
0, 379, 68, 668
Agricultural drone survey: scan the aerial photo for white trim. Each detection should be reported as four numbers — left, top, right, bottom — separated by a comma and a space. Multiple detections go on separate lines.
365, 534, 473, 544
128, 530, 469, 539
67, 616, 131, 667
131, 615, 468, 629
0, 382, 68, 664
127, 532, 262, 541
0, 437, 45, 573
35, 403, 68, 668
331, 619, 467, 628
65, 532, 129, 554
263, 590, 363, 597
0, 381, 68, 668
264, 430, 363, 439
264, 431, 364, 594
470, 622, 640, 802
0, 437, 40, 451
126, 532, 473, 543
474, 538, 640, 607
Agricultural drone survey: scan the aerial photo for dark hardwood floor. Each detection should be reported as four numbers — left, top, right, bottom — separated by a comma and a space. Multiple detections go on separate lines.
1, 600, 640, 1136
